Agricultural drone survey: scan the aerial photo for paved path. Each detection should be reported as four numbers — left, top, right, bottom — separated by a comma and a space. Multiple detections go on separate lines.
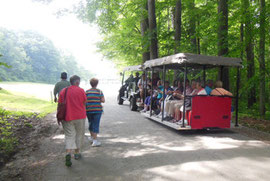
25, 96, 270, 181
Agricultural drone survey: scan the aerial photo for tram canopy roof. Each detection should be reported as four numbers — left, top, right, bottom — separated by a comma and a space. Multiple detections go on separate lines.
123, 65, 143, 71
143, 53, 242, 69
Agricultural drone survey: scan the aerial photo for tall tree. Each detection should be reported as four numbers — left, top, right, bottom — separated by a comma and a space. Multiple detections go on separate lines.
148, 0, 158, 59
197, 20, 200, 55
243, 0, 256, 108
187, 0, 197, 54
140, 0, 150, 63
174, 0, 181, 54
217, 0, 229, 90
173, 0, 182, 79
259, 0, 266, 116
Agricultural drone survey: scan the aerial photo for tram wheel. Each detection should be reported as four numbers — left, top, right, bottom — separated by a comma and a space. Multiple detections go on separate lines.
130, 97, 138, 111
117, 94, 124, 105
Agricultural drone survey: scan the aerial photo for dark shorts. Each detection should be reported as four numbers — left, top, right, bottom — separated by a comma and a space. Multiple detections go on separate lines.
87, 113, 102, 133
144, 96, 151, 105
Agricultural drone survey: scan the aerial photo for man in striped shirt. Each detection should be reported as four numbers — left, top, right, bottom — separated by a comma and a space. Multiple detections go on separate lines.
86, 78, 105, 147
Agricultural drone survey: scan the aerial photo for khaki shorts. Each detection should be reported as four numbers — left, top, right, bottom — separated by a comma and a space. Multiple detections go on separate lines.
62, 118, 85, 150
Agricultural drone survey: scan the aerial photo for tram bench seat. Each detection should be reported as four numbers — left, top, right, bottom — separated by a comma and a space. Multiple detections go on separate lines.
188, 96, 232, 129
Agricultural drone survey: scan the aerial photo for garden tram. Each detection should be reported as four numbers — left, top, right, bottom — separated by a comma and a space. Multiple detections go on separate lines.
117, 65, 145, 111
142, 53, 242, 130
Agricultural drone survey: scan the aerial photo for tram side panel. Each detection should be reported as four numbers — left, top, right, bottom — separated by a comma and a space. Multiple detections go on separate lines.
190, 96, 232, 129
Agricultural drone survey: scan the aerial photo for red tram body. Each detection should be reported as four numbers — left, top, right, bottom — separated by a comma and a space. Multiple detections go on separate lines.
188, 96, 232, 129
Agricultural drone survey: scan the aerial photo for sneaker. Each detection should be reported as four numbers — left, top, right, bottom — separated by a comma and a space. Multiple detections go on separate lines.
88, 136, 93, 143
92, 140, 101, 147
74, 153, 82, 160
176, 120, 182, 125
164, 116, 173, 121
140, 109, 147, 113
65, 154, 72, 167
176, 119, 188, 125
156, 112, 161, 117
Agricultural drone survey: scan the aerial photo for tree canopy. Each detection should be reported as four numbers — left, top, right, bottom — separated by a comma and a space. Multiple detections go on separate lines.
77, 0, 270, 118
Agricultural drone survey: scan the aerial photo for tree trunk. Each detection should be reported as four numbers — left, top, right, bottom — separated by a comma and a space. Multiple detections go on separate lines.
173, 0, 182, 80
240, 23, 244, 60
259, 0, 266, 116
243, 0, 256, 108
167, 8, 171, 55
140, 0, 150, 63
174, 0, 181, 54
197, 21, 201, 55
187, 0, 197, 54
217, 0, 229, 90
148, 0, 158, 59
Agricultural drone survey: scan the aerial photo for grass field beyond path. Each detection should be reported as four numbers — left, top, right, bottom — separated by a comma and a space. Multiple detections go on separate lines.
0, 89, 56, 117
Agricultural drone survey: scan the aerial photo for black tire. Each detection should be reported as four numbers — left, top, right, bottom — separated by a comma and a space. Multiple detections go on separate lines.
130, 97, 138, 111
117, 94, 124, 105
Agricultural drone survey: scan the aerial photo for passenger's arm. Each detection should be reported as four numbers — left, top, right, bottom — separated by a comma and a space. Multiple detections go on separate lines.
53, 84, 58, 102
83, 91, 87, 105
167, 90, 173, 95
100, 91, 105, 103
173, 92, 183, 99
101, 96, 105, 103
226, 91, 233, 97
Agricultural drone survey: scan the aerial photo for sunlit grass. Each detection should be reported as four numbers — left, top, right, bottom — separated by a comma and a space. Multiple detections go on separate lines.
0, 81, 55, 101
0, 89, 56, 118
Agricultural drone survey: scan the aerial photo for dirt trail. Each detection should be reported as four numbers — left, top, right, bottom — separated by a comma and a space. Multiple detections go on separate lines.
0, 113, 60, 180
2, 96, 270, 181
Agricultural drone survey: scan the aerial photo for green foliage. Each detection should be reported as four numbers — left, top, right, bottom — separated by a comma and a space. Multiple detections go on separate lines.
0, 28, 94, 84
0, 118, 18, 156
77, 0, 270, 119
0, 108, 18, 161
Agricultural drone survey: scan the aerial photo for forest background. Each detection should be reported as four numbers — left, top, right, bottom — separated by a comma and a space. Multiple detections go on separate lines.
0, 27, 93, 84
77, 0, 270, 119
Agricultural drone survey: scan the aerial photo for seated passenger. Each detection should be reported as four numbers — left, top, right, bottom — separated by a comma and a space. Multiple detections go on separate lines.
164, 80, 183, 120
126, 74, 135, 94
138, 73, 147, 104
125, 74, 134, 84
173, 80, 194, 121
157, 81, 173, 118
134, 72, 140, 86
205, 79, 213, 95
178, 80, 207, 124
156, 80, 163, 101
147, 78, 152, 90
172, 80, 179, 91
152, 73, 161, 87
196, 80, 208, 95
211, 80, 233, 96
140, 89, 158, 113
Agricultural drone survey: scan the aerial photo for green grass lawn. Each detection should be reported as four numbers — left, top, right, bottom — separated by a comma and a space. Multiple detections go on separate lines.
0, 89, 56, 117
0, 88, 57, 164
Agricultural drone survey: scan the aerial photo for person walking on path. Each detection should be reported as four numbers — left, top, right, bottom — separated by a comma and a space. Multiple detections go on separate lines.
86, 78, 105, 147
58, 75, 87, 167
54, 72, 70, 102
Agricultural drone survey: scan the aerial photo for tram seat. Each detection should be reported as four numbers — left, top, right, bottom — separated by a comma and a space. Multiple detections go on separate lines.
189, 96, 232, 129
